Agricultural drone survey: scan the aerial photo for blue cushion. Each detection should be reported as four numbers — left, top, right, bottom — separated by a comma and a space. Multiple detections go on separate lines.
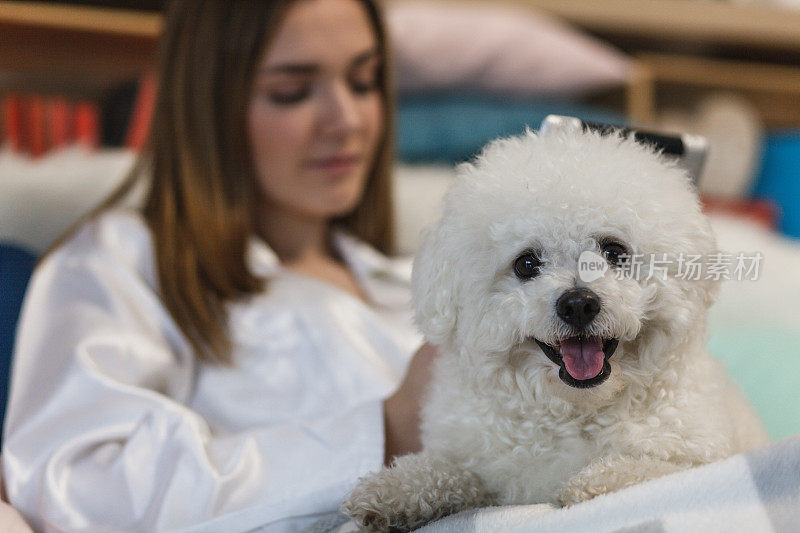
395, 93, 626, 163
0, 243, 37, 445
752, 130, 800, 239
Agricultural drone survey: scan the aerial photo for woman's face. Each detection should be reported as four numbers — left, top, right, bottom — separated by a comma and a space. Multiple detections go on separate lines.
248, 0, 384, 223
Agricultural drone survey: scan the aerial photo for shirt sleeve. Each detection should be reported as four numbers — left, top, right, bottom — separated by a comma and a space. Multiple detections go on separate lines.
2, 227, 386, 532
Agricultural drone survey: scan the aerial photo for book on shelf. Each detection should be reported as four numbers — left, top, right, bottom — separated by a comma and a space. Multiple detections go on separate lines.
1, 73, 156, 157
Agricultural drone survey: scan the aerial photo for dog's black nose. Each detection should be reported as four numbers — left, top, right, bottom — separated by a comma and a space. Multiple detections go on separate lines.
556, 288, 601, 329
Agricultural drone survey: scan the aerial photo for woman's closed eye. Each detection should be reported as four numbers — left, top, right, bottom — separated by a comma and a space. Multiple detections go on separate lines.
260, 81, 312, 105
257, 50, 381, 106
260, 77, 375, 106
348, 61, 380, 94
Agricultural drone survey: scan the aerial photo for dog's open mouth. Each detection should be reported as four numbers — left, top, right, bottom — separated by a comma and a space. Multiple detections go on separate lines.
534, 336, 619, 389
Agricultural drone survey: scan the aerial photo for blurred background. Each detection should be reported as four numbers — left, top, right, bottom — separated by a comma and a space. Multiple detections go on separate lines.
0, 0, 798, 441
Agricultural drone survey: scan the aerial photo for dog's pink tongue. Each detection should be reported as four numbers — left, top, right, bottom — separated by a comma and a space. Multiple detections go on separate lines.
559, 337, 605, 380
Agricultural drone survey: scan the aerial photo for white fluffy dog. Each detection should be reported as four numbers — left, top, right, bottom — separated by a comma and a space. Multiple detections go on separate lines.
342, 127, 768, 531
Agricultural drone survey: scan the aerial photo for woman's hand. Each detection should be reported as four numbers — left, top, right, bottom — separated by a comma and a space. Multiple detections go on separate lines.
382, 342, 441, 465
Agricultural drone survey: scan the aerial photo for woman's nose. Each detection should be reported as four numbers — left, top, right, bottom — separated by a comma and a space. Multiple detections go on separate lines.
320, 81, 362, 135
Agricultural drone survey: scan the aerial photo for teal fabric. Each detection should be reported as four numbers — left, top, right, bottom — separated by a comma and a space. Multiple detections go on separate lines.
396, 94, 625, 163
708, 327, 800, 442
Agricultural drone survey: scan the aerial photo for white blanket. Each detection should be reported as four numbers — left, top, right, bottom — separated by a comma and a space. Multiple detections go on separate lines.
314, 436, 799, 533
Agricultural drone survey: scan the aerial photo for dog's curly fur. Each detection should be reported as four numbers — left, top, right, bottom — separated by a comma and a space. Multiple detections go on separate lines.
342, 127, 768, 531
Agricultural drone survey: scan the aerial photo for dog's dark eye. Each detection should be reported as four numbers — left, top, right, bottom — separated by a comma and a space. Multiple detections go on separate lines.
514, 253, 541, 279
601, 241, 629, 266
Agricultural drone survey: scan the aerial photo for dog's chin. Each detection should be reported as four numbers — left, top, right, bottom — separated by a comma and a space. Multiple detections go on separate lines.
533, 337, 620, 389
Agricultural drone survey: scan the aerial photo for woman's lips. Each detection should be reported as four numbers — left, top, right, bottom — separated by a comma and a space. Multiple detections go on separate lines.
310, 155, 362, 175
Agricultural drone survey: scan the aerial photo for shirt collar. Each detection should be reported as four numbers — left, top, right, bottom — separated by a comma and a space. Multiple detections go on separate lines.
246, 228, 413, 290
246, 236, 280, 278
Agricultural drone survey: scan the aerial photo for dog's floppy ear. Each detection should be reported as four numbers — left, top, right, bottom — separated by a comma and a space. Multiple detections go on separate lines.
411, 220, 461, 347
681, 218, 722, 313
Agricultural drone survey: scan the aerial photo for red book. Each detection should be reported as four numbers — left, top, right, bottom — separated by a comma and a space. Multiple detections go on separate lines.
16, 96, 33, 156
2, 95, 23, 152
125, 72, 157, 152
28, 95, 47, 157
48, 96, 73, 149
75, 101, 100, 149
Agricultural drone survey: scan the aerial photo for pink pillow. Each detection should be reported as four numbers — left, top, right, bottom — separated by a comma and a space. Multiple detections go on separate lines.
387, 2, 631, 97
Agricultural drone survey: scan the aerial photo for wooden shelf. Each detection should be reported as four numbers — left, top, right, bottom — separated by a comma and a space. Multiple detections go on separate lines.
0, 1, 161, 37
499, 0, 800, 129
628, 53, 800, 128
0, 2, 161, 85
636, 53, 800, 93
512, 0, 800, 52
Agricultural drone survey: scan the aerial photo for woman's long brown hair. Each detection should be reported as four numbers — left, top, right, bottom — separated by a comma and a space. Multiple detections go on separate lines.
53, 0, 395, 365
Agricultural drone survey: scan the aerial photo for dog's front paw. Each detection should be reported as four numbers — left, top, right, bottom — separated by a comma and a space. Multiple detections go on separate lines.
340, 471, 433, 532
339, 474, 402, 532
341, 454, 489, 532
556, 470, 610, 506
340, 487, 398, 533
557, 455, 687, 507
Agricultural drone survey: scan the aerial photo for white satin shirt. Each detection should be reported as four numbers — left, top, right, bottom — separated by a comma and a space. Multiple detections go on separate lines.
3, 209, 421, 532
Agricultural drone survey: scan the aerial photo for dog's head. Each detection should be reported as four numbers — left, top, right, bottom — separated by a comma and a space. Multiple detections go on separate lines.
412, 128, 719, 403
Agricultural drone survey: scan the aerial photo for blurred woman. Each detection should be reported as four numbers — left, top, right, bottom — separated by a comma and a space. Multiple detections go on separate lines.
3, 0, 437, 530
